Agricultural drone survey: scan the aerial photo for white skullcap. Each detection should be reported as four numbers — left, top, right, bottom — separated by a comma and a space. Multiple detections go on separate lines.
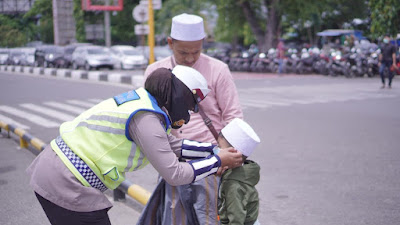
170, 13, 206, 41
221, 118, 260, 157
172, 65, 210, 101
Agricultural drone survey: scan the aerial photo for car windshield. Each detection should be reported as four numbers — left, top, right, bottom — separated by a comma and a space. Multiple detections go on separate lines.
45, 47, 64, 54
65, 48, 75, 54
88, 48, 107, 55
122, 49, 141, 56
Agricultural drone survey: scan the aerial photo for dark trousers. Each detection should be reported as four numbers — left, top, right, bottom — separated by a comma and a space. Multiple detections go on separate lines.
379, 60, 395, 86
35, 192, 111, 225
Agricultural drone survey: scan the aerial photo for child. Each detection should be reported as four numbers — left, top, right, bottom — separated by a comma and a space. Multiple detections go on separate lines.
216, 118, 261, 225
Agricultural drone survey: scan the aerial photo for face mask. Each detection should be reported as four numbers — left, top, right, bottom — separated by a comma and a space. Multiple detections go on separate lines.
383, 39, 389, 44
168, 75, 197, 129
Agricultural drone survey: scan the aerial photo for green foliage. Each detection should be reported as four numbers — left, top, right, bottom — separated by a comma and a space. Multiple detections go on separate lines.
369, 0, 400, 39
208, 0, 370, 47
0, 15, 28, 47
73, 0, 86, 42
110, 0, 140, 45
24, 0, 54, 44
154, 0, 213, 42
214, 0, 246, 44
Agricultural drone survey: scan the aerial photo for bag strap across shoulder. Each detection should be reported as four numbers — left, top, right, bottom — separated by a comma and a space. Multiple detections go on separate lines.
170, 57, 219, 141
198, 105, 219, 141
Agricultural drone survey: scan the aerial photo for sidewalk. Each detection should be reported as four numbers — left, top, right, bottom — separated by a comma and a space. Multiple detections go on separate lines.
0, 65, 145, 88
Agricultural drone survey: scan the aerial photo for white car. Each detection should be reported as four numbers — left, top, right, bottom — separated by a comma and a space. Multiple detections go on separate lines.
110, 45, 148, 70
72, 46, 115, 70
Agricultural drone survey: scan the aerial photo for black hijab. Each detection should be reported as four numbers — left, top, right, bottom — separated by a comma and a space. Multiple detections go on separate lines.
145, 68, 197, 129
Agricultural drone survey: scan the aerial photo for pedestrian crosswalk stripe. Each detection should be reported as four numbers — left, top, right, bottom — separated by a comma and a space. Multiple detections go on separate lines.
0, 114, 30, 130
240, 100, 272, 109
43, 102, 86, 114
88, 98, 104, 104
236, 83, 399, 109
0, 105, 60, 128
66, 99, 96, 108
20, 103, 75, 122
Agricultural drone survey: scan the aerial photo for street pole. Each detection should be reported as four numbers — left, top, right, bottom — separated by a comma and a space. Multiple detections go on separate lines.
104, 0, 111, 47
148, 0, 155, 64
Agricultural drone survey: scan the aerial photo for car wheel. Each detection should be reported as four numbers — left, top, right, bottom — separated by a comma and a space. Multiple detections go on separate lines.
85, 62, 91, 71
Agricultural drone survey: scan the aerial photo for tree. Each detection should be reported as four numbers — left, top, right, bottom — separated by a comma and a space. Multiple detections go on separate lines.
24, 0, 54, 44
0, 15, 28, 47
369, 0, 400, 39
110, 0, 141, 45
154, 0, 212, 45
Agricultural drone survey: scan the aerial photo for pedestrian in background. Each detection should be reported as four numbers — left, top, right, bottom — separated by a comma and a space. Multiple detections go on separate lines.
379, 35, 397, 89
142, 13, 243, 225
26, 65, 244, 225
277, 38, 285, 74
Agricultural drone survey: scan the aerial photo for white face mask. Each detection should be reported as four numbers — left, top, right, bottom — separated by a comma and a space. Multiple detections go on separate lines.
383, 39, 389, 44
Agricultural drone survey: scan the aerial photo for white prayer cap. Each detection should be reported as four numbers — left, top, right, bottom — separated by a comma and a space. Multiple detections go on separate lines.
170, 13, 206, 41
221, 118, 260, 157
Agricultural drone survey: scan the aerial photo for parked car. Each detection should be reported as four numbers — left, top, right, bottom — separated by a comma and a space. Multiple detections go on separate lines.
18, 47, 36, 66
71, 45, 115, 70
6, 48, 27, 65
110, 45, 147, 70
34, 45, 65, 67
0, 48, 9, 65
58, 43, 92, 68
141, 45, 173, 62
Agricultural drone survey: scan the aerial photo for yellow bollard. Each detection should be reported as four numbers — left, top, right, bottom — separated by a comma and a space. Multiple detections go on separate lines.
14, 128, 28, 149
127, 184, 151, 205
31, 138, 46, 152
20, 137, 29, 149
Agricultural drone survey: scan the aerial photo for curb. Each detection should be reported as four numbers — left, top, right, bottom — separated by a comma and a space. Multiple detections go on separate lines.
0, 65, 144, 87
0, 120, 151, 206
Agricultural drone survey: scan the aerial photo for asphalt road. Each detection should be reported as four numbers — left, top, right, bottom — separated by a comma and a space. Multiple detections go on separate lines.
1, 70, 400, 225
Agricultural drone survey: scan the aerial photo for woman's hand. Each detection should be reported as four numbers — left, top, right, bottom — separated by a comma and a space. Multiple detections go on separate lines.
217, 147, 243, 169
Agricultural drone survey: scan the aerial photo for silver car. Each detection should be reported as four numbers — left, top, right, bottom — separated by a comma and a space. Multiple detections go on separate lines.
19, 47, 36, 66
110, 45, 148, 70
72, 46, 115, 70
0, 48, 9, 65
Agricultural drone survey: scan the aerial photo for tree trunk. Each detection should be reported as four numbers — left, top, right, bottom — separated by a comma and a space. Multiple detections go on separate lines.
239, 1, 265, 49
264, 0, 281, 51
240, 0, 281, 52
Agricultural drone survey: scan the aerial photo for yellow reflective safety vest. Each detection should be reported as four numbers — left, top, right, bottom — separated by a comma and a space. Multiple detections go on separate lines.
50, 88, 171, 190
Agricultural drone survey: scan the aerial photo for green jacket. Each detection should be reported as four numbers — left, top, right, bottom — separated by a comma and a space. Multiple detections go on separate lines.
218, 160, 260, 225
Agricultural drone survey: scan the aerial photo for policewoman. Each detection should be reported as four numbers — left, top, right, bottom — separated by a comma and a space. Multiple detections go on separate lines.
26, 65, 243, 225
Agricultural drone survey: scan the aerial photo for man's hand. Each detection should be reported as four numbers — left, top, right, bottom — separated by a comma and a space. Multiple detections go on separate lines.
217, 147, 243, 169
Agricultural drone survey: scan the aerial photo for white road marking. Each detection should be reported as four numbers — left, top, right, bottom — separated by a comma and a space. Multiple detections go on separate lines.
0, 106, 60, 128
88, 98, 104, 104
66, 99, 96, 108
237, 82, 400, 109
0, 114, 30, 130
20, 103, 75, 122
43, 102, 86, 114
